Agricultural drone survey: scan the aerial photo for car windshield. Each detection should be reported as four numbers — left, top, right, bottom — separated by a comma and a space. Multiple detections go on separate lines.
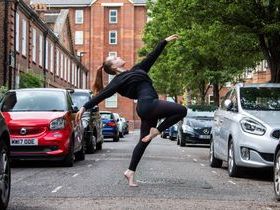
0, 90, 67, 112
240, 87, 280, 111
100, 113, 113, 120
187, 105, 215, 118
70, 92, 91, 109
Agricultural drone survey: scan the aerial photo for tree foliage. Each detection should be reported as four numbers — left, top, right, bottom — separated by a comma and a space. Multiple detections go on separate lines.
141, 0, 268, 105
19, 71, 43, 88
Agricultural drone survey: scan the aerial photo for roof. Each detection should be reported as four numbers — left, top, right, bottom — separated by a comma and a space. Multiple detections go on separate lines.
30, 0, 146, 6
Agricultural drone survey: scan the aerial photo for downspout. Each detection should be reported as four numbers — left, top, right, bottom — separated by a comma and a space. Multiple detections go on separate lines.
3, 0, 9, 87
43, 31, 47, 87
13, 1, 19, 89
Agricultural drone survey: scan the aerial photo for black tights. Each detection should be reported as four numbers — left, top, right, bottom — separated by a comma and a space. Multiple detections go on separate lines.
128, 99, 187, 171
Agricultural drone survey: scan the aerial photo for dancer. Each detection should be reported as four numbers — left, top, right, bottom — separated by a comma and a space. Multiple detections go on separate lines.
75, 34, 187, 187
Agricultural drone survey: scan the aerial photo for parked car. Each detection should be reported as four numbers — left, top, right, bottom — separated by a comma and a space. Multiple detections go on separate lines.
69, 89, 103, 153
0, 88, 85, 167
120, 117, 129, 135
210, 83, 280, 177
177, 105, 215, 146
169, 124, 178, 140
100, 111, 119, 142
161, 127, 170, 139
0, 112, 11, 209
274, 143, 280, 201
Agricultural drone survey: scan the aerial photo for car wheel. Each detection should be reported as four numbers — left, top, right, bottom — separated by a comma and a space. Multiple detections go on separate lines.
209, 139, 223, 168
63, 138, 75, 167
86, 135, 96, 154
119, 131, 124, 138
113, 134, 119, 142
0, 140, 10, 210
228, 140, 240, 177
75, 141, 85, 161
179, 133, 185, 147
274, 149, 280, 201
96, 141, 102, 150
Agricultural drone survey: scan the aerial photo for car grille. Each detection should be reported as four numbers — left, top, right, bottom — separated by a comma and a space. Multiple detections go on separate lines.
194, 127, 211, 135
271, 129, 280, 139
9, 127, 47, 136
11, 146, 59, 153
259, 153, 274, 162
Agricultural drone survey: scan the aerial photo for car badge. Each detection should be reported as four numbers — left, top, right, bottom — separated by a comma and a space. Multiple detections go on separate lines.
20, 128, 27, 135
203, 129, 209, 134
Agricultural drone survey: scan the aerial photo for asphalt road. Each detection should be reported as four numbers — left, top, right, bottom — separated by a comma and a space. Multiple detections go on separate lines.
8, 131, 280, 210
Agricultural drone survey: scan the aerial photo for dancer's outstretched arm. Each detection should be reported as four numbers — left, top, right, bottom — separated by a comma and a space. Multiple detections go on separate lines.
136, 34, 179, 73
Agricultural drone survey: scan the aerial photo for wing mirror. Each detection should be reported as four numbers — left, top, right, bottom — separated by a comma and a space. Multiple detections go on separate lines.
72, 105, 79, 113
224, 99, 233, 111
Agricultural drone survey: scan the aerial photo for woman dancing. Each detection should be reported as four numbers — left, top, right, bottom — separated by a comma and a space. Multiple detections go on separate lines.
75, 34, 187, 187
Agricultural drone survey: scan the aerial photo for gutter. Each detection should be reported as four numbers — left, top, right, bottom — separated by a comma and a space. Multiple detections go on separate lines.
43, 31, 47, 87
12, 0, 19, 89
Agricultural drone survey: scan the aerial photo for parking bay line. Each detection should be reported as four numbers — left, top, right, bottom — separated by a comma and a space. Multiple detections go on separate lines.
193, 159, 197, 162
52, 186, 62, 193
72, 173, 79, 178
200, 163, 205, 167
228, 180, 236, 185
211, 171, 217, 174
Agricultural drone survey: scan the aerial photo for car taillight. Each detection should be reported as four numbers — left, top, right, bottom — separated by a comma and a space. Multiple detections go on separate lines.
107, 121, 116, 127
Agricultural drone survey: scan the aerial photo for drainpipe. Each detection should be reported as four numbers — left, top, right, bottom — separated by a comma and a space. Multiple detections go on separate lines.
3, 0, 9, 87
12, 1, 19, 89
43, 31, 47, 87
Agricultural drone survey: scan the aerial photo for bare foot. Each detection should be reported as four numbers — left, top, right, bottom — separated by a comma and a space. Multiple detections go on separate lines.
142, 127, 160, 143
124, 169, 138, 187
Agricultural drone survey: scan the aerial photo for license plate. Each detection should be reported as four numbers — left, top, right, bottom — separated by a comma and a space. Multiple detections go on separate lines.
199, 135, 211, 139
11, 138, 38, 146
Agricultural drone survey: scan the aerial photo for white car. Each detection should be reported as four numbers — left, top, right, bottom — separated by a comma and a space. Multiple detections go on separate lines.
210, 83, 280, 177
113, 113, 126, 138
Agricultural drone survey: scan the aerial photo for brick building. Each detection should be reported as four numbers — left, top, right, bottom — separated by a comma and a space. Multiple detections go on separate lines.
0, 0, 89, 90
31, 0, 147, 129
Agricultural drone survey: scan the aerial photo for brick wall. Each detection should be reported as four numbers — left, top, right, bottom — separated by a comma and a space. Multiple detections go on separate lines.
0, 1, 5, 86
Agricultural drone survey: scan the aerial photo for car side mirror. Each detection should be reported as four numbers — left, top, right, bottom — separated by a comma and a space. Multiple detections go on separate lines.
224, 99, 233, 111
91, 106, 99, 112
72, 105, 79, 113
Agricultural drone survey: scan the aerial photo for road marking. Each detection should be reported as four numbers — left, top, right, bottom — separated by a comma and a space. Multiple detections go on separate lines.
193, 159, 197, 162
96, 159, 100, 162
200, 163, 205, 167
88, 164, 92, 167
211, 171, 217, 174
51, 186, 62, 193
187, 155, 191, 157
228, 181, 236, 185
72, 173, 79, 177
107, 150, 110, 153
266, 208, 272, 210
182, 150, 185, 152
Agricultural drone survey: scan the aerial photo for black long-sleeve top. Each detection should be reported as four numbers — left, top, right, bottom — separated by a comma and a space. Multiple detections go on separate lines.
83, 40, 168, 110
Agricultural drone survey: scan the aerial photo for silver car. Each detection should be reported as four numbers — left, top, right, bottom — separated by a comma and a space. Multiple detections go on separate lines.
210, 83, 280, 177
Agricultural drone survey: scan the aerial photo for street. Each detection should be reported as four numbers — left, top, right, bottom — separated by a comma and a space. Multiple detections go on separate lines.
9, 131, 280, 210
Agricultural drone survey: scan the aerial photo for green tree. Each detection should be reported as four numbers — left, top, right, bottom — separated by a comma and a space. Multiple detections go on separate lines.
19, 71, 43, 88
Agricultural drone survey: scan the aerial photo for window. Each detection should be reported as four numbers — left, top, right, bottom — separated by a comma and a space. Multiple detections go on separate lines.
22, 19, 27, 56
72, 63, 75, 84
16, 13, 19, 52
77, 68, 80, 87
68, 59, 71, 82
109, 31, 117, 44
45, 40, 49, 69
75, 10, 84, 24
50, 44, 54, 72
32, 28, 36, 63
75, 31, 84, 45
64, 57, 67, 80
60, 53, 64, 78
56, 50, 60, 76
39, 35, 43, 66
105, 94, 118, 108
109, 10, 117, 23
83, 72, 86, 89
108, 51, 117, 58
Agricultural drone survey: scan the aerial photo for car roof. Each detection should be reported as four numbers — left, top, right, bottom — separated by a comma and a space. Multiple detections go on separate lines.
8, 88, 67, 93
69, 89, 92, 93
236, 83, 280, 88
100, 111, 112, 114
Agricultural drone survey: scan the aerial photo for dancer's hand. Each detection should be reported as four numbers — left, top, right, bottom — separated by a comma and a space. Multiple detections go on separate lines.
75, 107, 85, 124
165, 34, 179, 42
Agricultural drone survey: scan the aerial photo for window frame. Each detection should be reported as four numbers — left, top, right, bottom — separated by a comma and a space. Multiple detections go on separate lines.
109, 9, 118, 24
75, 10, 84, 24
75, 31, 84, 45
109, 31, 117, 45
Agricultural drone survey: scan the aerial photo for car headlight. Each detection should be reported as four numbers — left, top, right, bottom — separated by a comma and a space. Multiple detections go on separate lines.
50, 117, 65, 130
182, 124, 194, 133
240, 118, 266, 136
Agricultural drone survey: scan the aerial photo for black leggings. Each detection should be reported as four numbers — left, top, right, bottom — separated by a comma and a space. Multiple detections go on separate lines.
128, 99, 187, 171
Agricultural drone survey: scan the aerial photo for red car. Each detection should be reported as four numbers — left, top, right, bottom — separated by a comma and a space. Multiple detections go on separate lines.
0, 88, 85, 167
